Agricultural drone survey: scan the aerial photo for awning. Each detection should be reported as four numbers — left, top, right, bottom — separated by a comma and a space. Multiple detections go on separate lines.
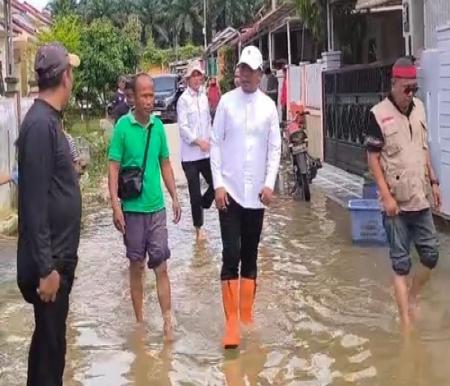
355, 0, 401, 10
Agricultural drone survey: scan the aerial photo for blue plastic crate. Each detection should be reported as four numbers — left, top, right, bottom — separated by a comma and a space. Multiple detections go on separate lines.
348, 199, 387, 245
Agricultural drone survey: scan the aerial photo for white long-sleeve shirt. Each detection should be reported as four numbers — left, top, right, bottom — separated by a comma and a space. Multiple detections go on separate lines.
176, 87, 211, 162
210, 87, 281, 209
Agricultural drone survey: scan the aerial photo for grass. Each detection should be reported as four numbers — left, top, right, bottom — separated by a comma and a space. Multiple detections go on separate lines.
66, 113, 110, 204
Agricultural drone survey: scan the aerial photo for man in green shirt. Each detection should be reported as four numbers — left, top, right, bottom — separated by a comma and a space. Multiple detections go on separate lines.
108, 73, 181, 341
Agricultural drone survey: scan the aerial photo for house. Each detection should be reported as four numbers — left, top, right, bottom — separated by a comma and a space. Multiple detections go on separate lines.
11, 0, 51, 96
0, 0, 51, 97
0, 0, 50, 215
317, 0, 406, 175
327, 0, 404, 65
415, 0, 450, 216
206, 2, 319, 76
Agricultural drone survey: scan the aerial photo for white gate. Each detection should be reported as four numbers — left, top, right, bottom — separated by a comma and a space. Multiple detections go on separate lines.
421, 24, 450, 216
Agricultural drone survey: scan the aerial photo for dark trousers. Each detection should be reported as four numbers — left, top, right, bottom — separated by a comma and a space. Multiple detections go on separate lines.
219, 197, 265, 280
20, 265, 75, 386
182, 158, 215, 228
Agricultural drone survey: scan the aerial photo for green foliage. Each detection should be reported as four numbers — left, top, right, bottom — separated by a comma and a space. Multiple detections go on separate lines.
292, 0, 327, 51
38, 15, 139, 107
78, 18, 138, 106
218, 45, 235, 93
141, 36, 203, 68
37, 14, 81, 53
47, 0, 264, 51
45, 0, 78, 17
67, 116, 109, 198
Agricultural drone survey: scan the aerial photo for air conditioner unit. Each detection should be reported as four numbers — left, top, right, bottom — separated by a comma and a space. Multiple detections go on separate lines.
403, 0, 425, 57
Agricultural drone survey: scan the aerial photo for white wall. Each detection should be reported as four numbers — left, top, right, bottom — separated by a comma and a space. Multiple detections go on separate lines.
0, 98, 18, 210
0, 96, 34, 210
424, 0, 450, 49
420, 24, 450, 216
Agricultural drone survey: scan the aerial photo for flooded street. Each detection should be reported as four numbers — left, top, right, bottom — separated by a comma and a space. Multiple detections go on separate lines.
1, 125, 450, 386
1, 184, 450, 386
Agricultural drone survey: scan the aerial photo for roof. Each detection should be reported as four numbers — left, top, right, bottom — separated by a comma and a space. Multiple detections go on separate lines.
205, 2, 296, 53
355, 0, 401, 10
22, 2, 52, 25
238, 2, 296, 45
206, 27, 241, 54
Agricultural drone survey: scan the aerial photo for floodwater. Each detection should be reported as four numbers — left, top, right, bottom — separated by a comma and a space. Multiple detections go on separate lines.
1, 185, 450, 386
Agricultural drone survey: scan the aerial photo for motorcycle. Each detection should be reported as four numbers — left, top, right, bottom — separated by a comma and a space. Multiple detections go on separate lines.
284, 105, 322, 201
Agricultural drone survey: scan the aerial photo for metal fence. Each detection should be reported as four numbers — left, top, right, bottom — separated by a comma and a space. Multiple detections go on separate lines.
323, 63, 393, 176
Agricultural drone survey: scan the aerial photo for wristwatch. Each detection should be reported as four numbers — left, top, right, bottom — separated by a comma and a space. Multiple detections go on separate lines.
430, 178, 440, 186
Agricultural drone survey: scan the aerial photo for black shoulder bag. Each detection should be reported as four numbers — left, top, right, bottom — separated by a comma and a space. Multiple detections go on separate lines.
118, 123, 153, 200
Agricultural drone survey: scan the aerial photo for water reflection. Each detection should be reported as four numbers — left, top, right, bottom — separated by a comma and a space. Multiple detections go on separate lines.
1, 186, 450, 385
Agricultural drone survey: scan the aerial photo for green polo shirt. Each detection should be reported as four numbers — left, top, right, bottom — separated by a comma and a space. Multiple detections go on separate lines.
108, 111, 170, 213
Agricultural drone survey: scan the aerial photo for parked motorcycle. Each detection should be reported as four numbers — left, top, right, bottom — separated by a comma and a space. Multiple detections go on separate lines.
285, 104, 322, 201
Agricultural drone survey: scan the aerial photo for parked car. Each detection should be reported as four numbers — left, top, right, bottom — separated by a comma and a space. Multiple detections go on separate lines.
153, 74, 185, 123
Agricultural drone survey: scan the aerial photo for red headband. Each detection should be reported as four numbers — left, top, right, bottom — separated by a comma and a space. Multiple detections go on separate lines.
392, 65, 417, 79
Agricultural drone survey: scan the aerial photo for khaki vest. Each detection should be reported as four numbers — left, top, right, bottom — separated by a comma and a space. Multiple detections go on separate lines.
371, 97, 430, 212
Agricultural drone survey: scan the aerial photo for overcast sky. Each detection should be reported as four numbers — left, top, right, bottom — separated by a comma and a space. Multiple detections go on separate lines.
26, 0, 47, 11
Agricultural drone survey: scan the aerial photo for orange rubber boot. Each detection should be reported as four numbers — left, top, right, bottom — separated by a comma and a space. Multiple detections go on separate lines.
221, 280, 240, 349
240, 278, 256, 326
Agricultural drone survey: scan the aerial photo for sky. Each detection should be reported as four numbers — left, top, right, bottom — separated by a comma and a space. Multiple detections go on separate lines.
25, 0, 47, 11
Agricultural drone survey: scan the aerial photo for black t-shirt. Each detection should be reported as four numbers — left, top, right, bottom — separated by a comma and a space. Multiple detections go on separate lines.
113, 101, 131, 123
365, 95, 415, 153
17, 99, 81, 288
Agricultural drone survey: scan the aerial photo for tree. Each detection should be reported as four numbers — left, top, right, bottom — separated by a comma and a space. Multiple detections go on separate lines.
136, 0, 170, 45
37, 14, 83, 95
78, 0, 129, 26
78, 18, 139, 106
38, 14, 82, 54
170, 0, 202, 45
45, 0, 78, 17
122, 15, 143, 70
292, 0, 327, 56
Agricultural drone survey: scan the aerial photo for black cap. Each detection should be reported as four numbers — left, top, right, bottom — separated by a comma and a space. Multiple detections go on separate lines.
35, 42, 80, 80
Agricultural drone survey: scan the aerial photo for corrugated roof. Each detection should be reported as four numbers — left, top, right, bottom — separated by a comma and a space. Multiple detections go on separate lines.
355, 0, 401, 10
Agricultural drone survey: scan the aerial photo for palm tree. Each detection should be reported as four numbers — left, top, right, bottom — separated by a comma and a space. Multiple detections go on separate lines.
77, 0, 122, 24
45, 0, 78, 16
168, 0, 203, 45
137, 0, 172, 46
292, 0, 327, 56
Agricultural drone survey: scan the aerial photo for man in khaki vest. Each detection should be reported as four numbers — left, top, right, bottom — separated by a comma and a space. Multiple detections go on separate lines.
366, 57, 441, 332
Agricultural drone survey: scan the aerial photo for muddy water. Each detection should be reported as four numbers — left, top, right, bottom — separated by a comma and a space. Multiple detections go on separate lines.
1, 186, 450, 386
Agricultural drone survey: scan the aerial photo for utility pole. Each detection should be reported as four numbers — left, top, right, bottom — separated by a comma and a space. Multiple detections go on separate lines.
203, 0, 207, 50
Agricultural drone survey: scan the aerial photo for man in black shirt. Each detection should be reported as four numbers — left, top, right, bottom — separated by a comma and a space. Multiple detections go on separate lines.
112, 76, 135, 123
17, 42, 81, 386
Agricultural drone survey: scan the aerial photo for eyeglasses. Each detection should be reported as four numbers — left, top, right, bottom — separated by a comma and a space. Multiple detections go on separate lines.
403, 85, 419, 95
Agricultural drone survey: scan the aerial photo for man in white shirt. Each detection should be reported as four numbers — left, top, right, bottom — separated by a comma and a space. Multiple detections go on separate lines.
177, 60, 215, 242
211, 46, 281, 349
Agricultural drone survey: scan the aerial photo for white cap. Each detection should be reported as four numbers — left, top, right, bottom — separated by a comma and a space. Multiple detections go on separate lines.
238, 46, 263, 71
185, 59, 204, 78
